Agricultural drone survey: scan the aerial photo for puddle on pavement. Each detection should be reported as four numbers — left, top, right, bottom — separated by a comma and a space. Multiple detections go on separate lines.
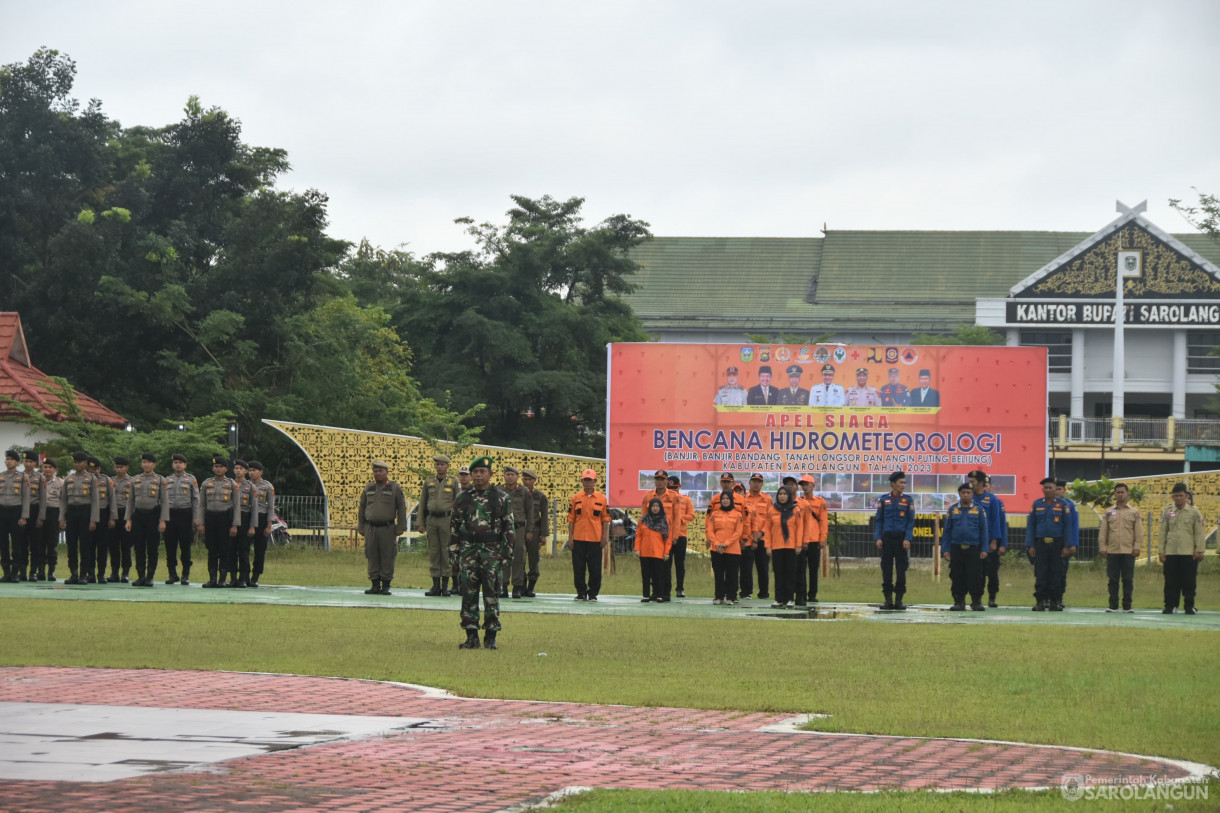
748, 608, 873, 620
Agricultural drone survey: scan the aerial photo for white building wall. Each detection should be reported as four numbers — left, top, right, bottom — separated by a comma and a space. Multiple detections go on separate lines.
0, 422, 58, 453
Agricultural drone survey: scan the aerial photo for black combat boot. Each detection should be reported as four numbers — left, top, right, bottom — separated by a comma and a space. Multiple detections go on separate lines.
249, 572, 260, 588
364, 579, 381, 595
893, 593, 906, 611
107, 569, 120, 583
425, 577, 442, 597
66, 570, 81, 586
165, 571, 179, 585
988, 593, 998, 609
1185, 601, 1197, 615
525, 578, 537, 598
459, 630, 481, 649
511, 585, 522, 599
483, 630, 497, 650
881, 591, 894, 611
949, 597, 966, 611
440, 577, 451, 597
180, 568, 190, 586
120, 570, 130, 583
970, 600, 985, 612
379, 580, 392, 595
202, 571, 219, 588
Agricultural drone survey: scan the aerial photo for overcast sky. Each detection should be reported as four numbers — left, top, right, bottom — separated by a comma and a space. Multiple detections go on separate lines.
5, 1, 1219, 256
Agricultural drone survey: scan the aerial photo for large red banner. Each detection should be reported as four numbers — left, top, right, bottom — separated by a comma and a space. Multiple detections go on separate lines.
607, 343, 1047, 511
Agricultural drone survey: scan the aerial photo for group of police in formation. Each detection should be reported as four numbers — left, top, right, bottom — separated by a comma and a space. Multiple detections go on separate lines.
0, 451, 276, 589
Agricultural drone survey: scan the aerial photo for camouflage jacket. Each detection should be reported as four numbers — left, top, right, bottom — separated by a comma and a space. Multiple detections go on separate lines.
451, 486, 515, 555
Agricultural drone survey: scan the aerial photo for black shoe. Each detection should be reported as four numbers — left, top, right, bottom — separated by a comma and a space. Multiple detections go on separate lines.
180, 577, 190, 586
365, 580, 381, 595
499, 588, 509, 598
894, 598, 907, 611
676, 590, 685, 598
379, 582, 391, 595
758, 592, 770, 600
524, 578, 537, 598
483, 631, 497, 650
971, 603, 985, 612
1123, 605, 1133, 613
165, 574, 179, 585
1032, 600, 1045, 612
106, 572, 120, 583
881, 601, 894, 610
459, 630, 481, 649
425, 578, 442, 597
441, 578, 452, 597
988, 599, 998, 608
202, 580, 219, 588
740, 594, 751, 600
1050, 603, 1064, 612
1185, 606, 1198, 615
120, 573, 130, 583
949, 603, 966, 611
641, 597, 652, 603
1163, 607, 1175, 614
138, 578, 155, 587
587, 595, 598, 602
511, 588, 522, 599
574, 594, 587, 601
225, 580, 239, 588
47, 572, 56, 582
249, 576, 260, 588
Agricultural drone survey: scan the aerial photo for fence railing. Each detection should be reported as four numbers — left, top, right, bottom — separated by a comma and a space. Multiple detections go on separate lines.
274, 495, 330, 550
1050, 415, 1220, 448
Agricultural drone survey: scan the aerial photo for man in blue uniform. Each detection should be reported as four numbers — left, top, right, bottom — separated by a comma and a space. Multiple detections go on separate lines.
941, 483, 989, 611
968, 470, 1006, 607
874, 471, 915, 610
1054, 479, 1079, 609
1024, 477, 1077, 611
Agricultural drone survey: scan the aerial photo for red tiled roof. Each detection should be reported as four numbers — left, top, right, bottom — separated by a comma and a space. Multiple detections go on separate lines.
0, 313, 128, 428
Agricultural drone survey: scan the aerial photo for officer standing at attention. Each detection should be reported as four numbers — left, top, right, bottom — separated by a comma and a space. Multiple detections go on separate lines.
246, 461, 275, 587
503, 466, 536, 599
1159, 482, 1205, 614
35, 458, 63, 581
231, 460, 253, 587
967, 470, 1006, 607
61, 450, 99, 585
845, 368, 882, 407
419, 454, 459, 597
358, 460, 408, 596
198, 456, 240, 589
808, 364, 846, 406
125, 453, 168, 587
452, 456, 514, 649
639, 470, 680, 601
15, 451, 43, 581
776, 365, 810, 406
941, 483, 989, 611
163, 453, 200, 585
874, 471, 915, 610
86, 457, 114, 584
879, 368, 910, 406
1054, 479, 1079, 608
741, 473, 774, 600
1024, 476, 1076, 611
568, 468, 610, 602
1099, 482, 1141, 612
449, 464, 471, 589
713, 366, 748, 406
521, 469, 548, 597
665, 474, 695, 598
796, 473, 828, 605
0, 450, 30, 582
109, 456, 134, 582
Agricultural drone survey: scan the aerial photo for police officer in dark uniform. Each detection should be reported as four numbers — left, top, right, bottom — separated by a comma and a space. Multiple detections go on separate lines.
232, 459, 253, 587
1024, 476, 1077, 611
941, 483, 989, 611
246, 461, 275, 587
125, 453, 168, 587
163, 453, 200, 585
35, 458, 62, 581
874, 470, 915, 610
522, 469, 548, 597
967, 470, 1007, 607
110, 456, 134, 582
0, 450, 30, 582
503, 466, 535, 599
87, 457, 113, 584
15, 451, 43, 581
198, 455, 239, 588
1054, 479, 1079, 608
61, 450, 99, 585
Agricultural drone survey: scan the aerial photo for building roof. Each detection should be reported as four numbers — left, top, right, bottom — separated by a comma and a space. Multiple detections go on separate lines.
0, 312, 128, 428
625, 228, 1220, 334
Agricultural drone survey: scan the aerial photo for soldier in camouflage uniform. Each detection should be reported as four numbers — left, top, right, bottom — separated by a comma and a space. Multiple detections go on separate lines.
451, 456, 514, 650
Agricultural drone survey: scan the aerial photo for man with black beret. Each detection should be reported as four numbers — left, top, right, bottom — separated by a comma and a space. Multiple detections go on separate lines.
35, 458, 63, 581
110, 456, 134, 582
198, 456, 240, 588
245, 461, 275, 587
0, 450, 30, 582
87, 456, 115, 584
60, 450, 99, 585
163, 453, 200, 585
16, 451, 43, 581
125, 453, 168, 587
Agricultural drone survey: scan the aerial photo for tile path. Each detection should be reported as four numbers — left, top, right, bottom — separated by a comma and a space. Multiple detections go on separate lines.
0, 667, 1211, 811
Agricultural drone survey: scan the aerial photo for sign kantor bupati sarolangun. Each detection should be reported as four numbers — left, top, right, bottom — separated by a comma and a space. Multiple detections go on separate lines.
606, 343, 1048, 511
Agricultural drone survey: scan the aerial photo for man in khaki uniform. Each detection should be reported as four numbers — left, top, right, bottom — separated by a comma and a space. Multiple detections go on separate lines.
519, 469, 548, 597
449, 464, 470, 588
1159, 482, 1205, 615
1099, 482, 1142, 612
358, 460, 408, 596
503, 466, 535, 599
419, 453, 460, 596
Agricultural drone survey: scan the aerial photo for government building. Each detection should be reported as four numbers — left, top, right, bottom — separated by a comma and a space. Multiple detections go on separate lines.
623, 202, 1220, 482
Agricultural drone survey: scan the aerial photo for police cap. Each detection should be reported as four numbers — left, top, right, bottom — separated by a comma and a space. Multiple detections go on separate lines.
23, 451, 39, 462
371, 460, 389, 470
470, 456, 493, 471
821, 364, 835, 374
458, 465, 471, 475
856, 367, 868, 375
113, 456, 130, 466
919, 369, 931, 377
171, 453, 187, 463
888, 368, 900, 374
726, 366, 738, 374
71, 450, 89, 462
141, 452, 157, 463
958, 482, 973, 493
247, 460, 264, 471
785, 365, 802, 377
433, 454, 451, 464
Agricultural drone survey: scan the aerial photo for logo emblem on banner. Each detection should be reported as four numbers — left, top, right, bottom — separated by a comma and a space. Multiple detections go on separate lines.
740, 347, 754, 363
759, 347, 771, 362
885, 346, 899, 364
797, 346, 812, 361
775, 347, 791, 362
901, 347, 918, 364
833, 347, 847, 364
814, 346, 830, 363
1118, 250, 1142, 278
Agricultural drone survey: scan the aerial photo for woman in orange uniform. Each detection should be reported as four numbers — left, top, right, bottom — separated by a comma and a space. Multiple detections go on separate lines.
636, 497, 671, 602
705, 491, 744, 605
764, 485, 805, 609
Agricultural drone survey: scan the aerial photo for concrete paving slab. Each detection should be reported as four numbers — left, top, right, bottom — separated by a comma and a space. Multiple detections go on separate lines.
0, 702, 426, 782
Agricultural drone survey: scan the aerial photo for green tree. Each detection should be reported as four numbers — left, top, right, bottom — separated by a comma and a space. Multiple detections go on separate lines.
911, 325, 1005, 346
1170, 188, 1220, 247
1068, 477, 1147, 511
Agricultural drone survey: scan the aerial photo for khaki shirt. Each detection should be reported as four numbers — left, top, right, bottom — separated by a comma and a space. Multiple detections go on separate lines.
1099, 504, 1143, 556
112, 474, 133, 516
0, 469, 30, 512
62, 470, 100, 523
418, 474, 459, 523
199, 476, 240, 525
127, 473, 170, 521
358, 480, 407, 534
94, 473, 114, 514
505, 482, 535, 533
529, 487, 548, 538
1159, 503, 1205, 556
39, 475, 64, 518
167, 472, 200, 512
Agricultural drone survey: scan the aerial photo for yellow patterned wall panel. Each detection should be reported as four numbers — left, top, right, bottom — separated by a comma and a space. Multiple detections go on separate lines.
264, 420, 605, 548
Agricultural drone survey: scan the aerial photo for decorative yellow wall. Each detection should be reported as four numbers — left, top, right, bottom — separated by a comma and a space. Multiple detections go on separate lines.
264, 420, 604, 548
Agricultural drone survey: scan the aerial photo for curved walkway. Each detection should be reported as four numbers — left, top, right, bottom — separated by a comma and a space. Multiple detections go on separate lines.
0, 667, 1212, 811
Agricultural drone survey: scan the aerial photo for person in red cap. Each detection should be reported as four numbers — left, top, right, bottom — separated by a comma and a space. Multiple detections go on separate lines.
567, 469, 610, 601
639, 470, 680, 601
796, 474, 829, 605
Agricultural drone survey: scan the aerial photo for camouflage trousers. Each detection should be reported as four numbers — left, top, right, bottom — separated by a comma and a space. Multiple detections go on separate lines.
459, 544, 502, 632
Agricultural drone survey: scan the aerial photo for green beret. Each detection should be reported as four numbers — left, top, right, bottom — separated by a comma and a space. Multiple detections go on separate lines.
470, 456, 494, 471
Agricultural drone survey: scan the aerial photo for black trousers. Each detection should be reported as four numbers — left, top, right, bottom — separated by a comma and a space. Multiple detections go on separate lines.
164, 507, 194, 575
1163, 555, 1199, 609
640, 556, 666, 599
983, 547, 1002, 598
112, 509, 131, 574
250, 512, 268, 577
233, 511, 253, 578
806, 543, 822, 601
738, 540, 754, 596
14, 508, 36, 574
130, 508, 161, 579
772, 548, 797, 604
948, 545, 984, 603
1031, 539, 1064, 601
571, 540, 602, 598
64, 503, 92, 576
205, 511, 234, 576
36, 507, 59, 574
0, 504, 22, 572
665, 535, 687, 594
880, 532, 908, 595
1106, 553, 1135, 607
753, 541, 770, 596
710, 551, 739, 600
92, 508, 110, 577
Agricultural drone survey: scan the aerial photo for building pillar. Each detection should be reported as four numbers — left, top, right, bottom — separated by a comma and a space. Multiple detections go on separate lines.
1006, 328, 1019, 347
1172, 330, 1187, 420
1070, 329, 1085, 419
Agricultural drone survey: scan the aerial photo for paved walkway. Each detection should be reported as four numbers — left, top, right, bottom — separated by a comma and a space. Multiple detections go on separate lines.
0, 667, 1211, 811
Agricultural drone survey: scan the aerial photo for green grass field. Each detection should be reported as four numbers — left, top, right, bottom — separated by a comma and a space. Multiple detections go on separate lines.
4, 545, 1217, 812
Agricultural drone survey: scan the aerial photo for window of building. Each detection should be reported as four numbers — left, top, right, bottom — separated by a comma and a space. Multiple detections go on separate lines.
1187, 332, 1220, 374
1019, 331, 1072, 373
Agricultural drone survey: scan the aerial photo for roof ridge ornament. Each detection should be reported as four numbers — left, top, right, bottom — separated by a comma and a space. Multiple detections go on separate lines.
1115, 199, 1148, 216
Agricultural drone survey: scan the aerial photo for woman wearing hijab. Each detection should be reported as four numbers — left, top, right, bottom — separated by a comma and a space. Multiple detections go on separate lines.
705, 491, 744, 604
765, 485, 805, 609
636, 497, 671, 602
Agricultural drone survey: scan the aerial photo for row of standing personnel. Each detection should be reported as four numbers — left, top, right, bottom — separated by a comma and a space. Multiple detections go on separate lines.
0, 450, 275, 589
